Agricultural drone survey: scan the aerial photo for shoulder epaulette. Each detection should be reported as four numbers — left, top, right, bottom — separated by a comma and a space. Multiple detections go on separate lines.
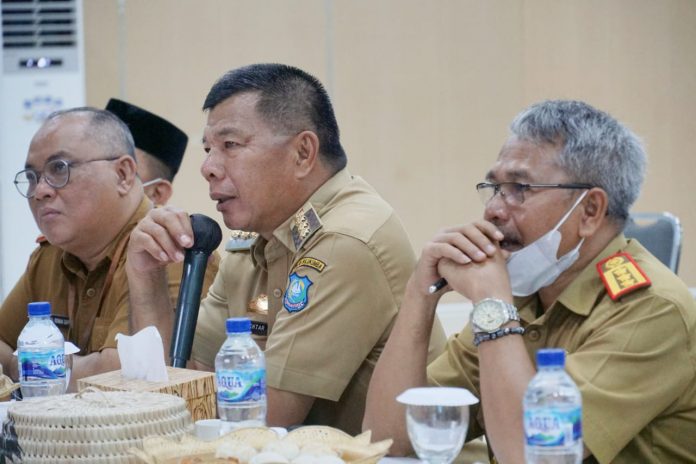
597, 252, 651, 300
290, 204, 322, 250
225, 231, 258, 251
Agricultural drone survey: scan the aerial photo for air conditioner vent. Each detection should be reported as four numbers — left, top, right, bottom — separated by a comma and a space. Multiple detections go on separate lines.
2, 0, 76, 49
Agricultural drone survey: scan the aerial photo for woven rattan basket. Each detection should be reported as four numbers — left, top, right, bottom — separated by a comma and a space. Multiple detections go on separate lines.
8, 388, 193, 463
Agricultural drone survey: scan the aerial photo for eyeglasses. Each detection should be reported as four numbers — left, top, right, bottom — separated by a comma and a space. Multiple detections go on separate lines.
476, 182, 593, 206
14, 157, 120, 198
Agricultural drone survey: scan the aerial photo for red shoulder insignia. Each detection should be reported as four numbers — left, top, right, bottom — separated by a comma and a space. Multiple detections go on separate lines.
35, 234, 47, 244
597, 252, 651, 301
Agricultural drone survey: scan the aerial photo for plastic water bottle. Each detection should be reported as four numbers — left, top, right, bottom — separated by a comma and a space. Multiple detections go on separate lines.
523, 348, 582, 464
215, 317, 266, 429
17, 301, 66, 397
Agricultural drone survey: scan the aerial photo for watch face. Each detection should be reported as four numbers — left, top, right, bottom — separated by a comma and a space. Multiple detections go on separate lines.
472, 301, 507, 332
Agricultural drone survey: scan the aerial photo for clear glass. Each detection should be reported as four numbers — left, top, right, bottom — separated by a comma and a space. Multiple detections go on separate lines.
406, 404, 469, 464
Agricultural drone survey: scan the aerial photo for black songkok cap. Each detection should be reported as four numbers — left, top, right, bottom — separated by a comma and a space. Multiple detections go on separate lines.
105, 98, 188, 177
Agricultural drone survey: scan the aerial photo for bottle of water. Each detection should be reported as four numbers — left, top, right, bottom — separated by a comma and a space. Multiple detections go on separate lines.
215, 317, 266, 430
523, 348, 582, 464
17, 301, 66, 397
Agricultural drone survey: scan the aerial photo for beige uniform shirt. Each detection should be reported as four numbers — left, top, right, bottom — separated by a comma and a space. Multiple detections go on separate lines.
0, 197, 218, 355
192, 169, 446, 434
428, 234, 696, 463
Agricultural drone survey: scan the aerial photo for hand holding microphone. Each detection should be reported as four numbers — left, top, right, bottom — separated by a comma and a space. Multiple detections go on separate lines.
170, 214, 222, 368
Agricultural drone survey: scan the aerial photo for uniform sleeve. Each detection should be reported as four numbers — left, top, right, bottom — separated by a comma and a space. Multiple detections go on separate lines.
191, 253, 233, 367
265, 232, 401, 401
427, 325, 486, 441
0, 246, 44, 349
569, 293, 694, 463
0, 268, 33, 349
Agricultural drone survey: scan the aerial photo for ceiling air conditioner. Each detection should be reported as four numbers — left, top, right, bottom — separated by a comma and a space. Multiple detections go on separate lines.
0, 0, 85, 300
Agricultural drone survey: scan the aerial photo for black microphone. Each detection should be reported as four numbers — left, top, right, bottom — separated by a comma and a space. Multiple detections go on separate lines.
170, 214, 222, 368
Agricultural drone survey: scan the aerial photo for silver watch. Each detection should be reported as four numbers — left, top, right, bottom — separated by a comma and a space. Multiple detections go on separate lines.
470, 298, 519, 333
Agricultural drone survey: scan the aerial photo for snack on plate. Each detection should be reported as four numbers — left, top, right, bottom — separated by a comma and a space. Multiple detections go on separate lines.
131, 425, 392, 464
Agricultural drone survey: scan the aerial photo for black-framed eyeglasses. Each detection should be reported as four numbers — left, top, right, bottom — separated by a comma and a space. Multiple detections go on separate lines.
14, 157, 120, 198
476, 181, 594, 206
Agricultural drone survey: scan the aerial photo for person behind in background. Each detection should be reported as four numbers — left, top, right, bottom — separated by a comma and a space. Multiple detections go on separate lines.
105, 98, 188, 207
364, 100, 696, 463
0, 108, 152, 391
106, 98, 219, 302
125, 63, 446, 435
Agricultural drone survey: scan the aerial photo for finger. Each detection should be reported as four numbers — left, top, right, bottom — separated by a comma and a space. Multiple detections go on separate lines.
472, 220, 505, 243
136, 214, 186, 262
422, 241, 472, 265
150, 206, 194, 248
432, 229, 492, 262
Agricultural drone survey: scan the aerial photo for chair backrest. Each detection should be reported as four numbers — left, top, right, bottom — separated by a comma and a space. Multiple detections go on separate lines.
623, 212, 682, 273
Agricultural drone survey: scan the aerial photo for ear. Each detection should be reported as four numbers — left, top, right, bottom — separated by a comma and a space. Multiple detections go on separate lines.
292, 130, 320, 179
115, 155, 138, 195
578, 188, 609, 237
145, 179, 173, 206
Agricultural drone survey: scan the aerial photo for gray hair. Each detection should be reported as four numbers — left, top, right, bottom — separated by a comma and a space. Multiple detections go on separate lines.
510, 100, 646, 222
45, 107, 135, 159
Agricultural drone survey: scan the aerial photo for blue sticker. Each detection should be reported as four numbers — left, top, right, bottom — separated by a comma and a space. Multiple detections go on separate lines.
283, 272, 313, 313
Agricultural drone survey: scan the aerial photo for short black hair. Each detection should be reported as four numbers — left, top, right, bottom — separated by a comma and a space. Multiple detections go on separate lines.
203, 63, 347, 172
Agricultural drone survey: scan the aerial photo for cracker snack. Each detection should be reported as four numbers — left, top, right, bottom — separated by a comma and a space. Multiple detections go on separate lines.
132, 425, 392, 464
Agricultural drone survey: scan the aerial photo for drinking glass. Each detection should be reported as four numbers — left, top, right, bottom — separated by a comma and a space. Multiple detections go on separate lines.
397, 387, 478, 464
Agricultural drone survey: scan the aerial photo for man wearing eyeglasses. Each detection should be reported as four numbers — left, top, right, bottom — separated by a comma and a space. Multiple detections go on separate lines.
365, 100, 696, 463
0, 107, 181, 391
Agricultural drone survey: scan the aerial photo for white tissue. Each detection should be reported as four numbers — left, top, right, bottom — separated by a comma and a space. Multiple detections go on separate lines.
115, 326, 168, 382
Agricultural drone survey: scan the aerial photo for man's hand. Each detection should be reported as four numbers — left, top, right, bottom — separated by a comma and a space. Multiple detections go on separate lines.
126, 205, 194, 350
126, 205, 194, 276
416, 220, 506, 296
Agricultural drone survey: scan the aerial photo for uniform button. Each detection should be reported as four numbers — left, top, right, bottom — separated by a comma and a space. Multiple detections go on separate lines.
86, 288, 96, 297
273, 288, 282, 298
527, 328, 541, 342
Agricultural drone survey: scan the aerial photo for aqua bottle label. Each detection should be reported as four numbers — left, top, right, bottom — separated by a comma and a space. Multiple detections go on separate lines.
216, 368, 266, 403
19, 349, 66, 380
524, 407, 582, 446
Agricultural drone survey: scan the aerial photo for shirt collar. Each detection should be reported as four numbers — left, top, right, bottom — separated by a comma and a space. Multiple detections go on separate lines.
554, 233, 629, 316
250, 169, 352, 259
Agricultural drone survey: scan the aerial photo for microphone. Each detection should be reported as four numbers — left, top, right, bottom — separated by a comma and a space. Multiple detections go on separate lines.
170, 214, 222, 368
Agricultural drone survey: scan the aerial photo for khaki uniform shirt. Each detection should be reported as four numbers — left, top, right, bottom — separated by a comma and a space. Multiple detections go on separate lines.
428, 234, 696, 464
0, 197, 218, 355
192, 169, 446, 434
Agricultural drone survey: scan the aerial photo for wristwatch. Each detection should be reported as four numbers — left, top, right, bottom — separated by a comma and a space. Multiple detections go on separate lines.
470, 298, 520, 333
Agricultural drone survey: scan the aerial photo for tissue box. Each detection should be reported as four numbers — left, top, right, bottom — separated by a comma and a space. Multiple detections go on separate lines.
78, 367, 216, 421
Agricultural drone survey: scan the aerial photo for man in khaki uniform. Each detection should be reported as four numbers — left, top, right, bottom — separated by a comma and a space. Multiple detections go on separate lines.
126, 63, 445, 434
365, 100, 696, 463
0, 108, 150, 390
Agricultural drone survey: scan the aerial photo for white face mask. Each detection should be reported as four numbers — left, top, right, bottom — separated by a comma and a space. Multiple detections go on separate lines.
142, 177, 164, 188
506, 190, 588, 296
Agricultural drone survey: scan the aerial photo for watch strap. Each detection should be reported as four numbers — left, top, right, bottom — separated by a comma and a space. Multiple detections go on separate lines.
473, 326, 525, 346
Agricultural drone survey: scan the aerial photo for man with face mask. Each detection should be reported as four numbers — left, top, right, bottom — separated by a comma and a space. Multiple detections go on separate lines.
364, 100, 696, 463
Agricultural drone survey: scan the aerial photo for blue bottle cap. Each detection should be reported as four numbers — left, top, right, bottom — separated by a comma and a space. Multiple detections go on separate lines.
226, 317, 252, 334
536, 348, 566, 367
28, 301, 51, 317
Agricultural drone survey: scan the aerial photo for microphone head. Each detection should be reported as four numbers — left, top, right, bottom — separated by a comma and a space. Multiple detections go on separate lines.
189, 214, 223, 254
